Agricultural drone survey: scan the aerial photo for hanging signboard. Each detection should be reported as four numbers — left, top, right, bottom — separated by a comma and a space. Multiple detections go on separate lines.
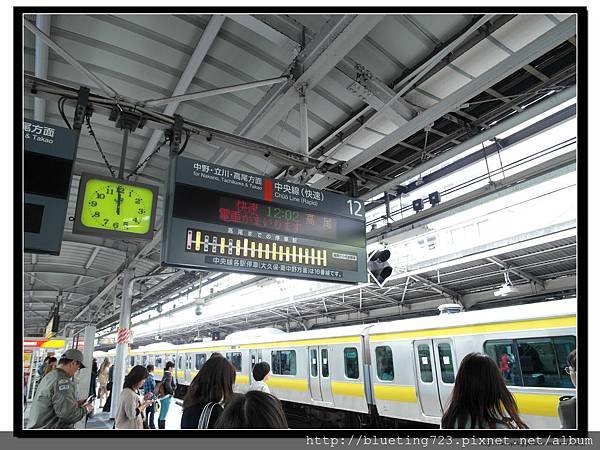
161, 157, 367, 284
24, 119, 79, 255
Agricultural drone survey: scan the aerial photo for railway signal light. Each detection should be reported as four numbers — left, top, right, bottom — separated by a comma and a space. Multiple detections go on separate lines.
368, 249, 393, 286
412, 199, 424, 212
429, 191, 441, 206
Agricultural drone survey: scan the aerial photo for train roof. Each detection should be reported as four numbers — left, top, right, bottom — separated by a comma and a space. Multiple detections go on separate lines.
368, 298, 576, 337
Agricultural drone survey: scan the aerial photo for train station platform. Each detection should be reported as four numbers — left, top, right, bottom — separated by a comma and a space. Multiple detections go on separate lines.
23, 398, 185, 430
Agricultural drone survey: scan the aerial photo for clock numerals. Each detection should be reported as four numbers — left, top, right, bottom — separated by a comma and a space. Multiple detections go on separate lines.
138, 208, 146, 214
89, 201, 97, 207
134, 198, 142, 204
103, 219, 109, 226
133, 217, 139, 224
92, 211, 100, 218
106, 188, 114, 195
123, 221, 129, 230
96, 193, 105, 199
112, 222, 119, 229
117, 186, 125, 194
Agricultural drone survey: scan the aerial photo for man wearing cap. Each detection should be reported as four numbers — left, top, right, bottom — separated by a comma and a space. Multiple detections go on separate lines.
27, 349, 94, 429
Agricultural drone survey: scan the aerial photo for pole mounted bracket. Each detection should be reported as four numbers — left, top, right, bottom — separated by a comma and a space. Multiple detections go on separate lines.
72, 86, 90, 131
109, 106, 146, 132
167, 114, 185, 156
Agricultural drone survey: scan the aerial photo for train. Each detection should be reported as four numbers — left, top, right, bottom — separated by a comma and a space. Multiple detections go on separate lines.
95, 298, 576, 429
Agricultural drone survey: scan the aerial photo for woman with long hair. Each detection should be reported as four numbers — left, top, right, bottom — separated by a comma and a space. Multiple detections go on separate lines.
216, 391, 288, 429
441, 352, 528, 429
115, 365, 153, 429
180, 356, 236, 429
97, 357, 111, 407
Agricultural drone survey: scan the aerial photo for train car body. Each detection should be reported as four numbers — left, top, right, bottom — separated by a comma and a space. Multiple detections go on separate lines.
114, 299, 575, 429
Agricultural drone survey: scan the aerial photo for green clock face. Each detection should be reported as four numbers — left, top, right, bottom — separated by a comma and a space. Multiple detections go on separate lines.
80, 178, 154, 234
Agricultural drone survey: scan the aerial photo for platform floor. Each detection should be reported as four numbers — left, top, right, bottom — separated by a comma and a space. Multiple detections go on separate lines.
23, 397, 185, 430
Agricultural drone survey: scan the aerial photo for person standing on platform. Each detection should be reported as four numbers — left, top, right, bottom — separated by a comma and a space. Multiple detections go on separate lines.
181, 356, 236, 429
97, 357, 110, 408
115, 365, 153, 429
216, 391, 288, 429
102, 363, 115, 412
27, 349, 94, 429
89, 358, 98, 397
157, 361, 176, 429
558, 349, 577, 428
248, 362, 271, 394
42, 357, 57, 378
441, 352, 528, 429
143, 364, 157, 429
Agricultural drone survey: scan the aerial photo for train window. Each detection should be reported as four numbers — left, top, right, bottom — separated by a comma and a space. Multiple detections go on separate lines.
178, 355, 184, 370
321, 349, 329, 378
483, 340, 521, 386
271, 350, 297, 376
553, 336, 577, 388
484, 336, 575, 388
375, 346, 394, 381
258, 350, 263, 363
417, 345, 433, 383
226, 352, 242, 372
130, 356, 135, 367
310, 349, 318, 377
195, 354, 206, 370
437, 343, 455, 383
155, 356, 162, 368
344, 348, 359, 379
142, 355, 147, 365
251, 354, 256, 370
186, 355, 193, 369
516, 336, 575, 388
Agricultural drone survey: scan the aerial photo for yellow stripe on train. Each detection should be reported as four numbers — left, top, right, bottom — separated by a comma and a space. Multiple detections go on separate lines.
513, 393, 560, 417
331, 381, 365, 398
373, 384, 417, 403
266, 377, 308, 391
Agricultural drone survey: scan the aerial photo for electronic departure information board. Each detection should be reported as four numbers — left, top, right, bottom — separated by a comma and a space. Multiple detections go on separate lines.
161, 157, 367, 283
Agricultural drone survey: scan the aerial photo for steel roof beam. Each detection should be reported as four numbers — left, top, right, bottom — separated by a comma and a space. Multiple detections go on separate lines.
486, 256, 546, 288
226, 15, 300, 55
340, 16, 575, 178
361, 84, 576, 200
33, 14, 51, 122
410, 274, 462, 302
24, 18, 119, 98
132, 14, 225, 176
217, 14, 384, 167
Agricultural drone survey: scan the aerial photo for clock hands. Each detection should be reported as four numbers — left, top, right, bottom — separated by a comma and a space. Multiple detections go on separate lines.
116, 185, 123, 216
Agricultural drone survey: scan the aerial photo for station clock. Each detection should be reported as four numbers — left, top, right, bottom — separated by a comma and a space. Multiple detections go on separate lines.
73, 173, 158, 239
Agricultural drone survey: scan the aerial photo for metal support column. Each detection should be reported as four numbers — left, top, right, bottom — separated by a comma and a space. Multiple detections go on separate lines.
298, 84, 309, 161
109, 269, 134, 419
75, 324, 96, 429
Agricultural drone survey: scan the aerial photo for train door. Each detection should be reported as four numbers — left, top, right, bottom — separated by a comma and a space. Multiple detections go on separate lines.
308, 347, 323, 401
319, 347, 334, 403
184, 353, 192, 383
413, 340, 442, 417
250, 349, 257, 377
413, 339, 457, 417
432, 339, 456, 410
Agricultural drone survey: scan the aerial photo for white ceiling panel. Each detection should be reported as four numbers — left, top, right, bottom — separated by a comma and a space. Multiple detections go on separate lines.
451, 36, 511, 78
490, 14, 556, 53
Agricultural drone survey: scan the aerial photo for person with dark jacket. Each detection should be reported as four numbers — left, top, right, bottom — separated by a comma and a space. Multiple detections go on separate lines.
157, 361, 177, 429
181, 357, 235, 429
558, 349, 577, 428
89, 359, 98, 397
27, 349, 94, 429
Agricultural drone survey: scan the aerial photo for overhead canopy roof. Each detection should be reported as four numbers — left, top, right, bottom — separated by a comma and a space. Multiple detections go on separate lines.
21, 12, 578, 338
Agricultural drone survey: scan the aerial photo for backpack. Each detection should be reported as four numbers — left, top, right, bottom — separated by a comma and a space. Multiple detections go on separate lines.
153, 381, 166, 397
197, 402, 218, 429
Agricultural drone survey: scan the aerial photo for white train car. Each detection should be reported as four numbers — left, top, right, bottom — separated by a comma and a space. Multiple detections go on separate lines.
115, 298, 575, 428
